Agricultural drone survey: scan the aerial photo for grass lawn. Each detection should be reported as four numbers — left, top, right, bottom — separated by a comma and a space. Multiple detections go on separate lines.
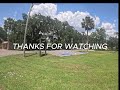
0, 51, 118, 90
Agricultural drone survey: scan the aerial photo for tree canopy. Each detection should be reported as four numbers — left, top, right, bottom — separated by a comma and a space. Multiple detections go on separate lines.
0, 13, 118, 50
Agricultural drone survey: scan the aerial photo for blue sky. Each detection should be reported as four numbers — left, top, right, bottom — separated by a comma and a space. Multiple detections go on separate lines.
57, 3, 118, 22
0, 3, 118, 32
57, 3, 118, 32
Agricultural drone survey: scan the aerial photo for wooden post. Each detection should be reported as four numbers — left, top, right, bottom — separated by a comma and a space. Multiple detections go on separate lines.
23, 3, 33, 57
87, 29, 89, 52
45, 39, 47, 55
39, 37, 41, 57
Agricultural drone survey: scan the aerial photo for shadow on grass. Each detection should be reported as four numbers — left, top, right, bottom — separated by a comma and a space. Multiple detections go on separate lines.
25, 53, 37, 57
40, 53, 47, 57
25, 53, 47, 57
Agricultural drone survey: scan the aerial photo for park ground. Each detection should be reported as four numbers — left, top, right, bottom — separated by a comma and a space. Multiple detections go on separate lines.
0, 51, 118, 90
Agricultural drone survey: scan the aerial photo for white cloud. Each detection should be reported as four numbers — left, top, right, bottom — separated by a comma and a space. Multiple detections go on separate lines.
55, 11, 90, 32
30, 3, 118, 37
30, 3, 57, 19
0, 22, 4, 28
101, 22, 116, 37
55, 11, 100, 32
3, 17, 7, 20
14, 11, 17, 18
94, 16, 100, 26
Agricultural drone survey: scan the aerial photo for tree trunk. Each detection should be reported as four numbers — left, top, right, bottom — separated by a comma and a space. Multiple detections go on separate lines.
23, 3, 33, 57
87, 30, 88, 51
7, 34, 10, 50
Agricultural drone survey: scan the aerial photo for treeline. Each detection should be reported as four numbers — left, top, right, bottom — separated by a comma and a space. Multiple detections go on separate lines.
0, 13, 118, 50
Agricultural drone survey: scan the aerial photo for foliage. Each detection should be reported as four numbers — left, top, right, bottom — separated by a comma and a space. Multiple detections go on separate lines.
90, 28, 106, 44
107, 36, 118, 50
3, 13, 83, 45
1, 13, 118, 50
81, 16, 95, 44
0, 27, 7, 42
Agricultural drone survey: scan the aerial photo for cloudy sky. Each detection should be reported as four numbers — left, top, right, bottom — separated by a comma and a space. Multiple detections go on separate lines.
0, 3, 118, 37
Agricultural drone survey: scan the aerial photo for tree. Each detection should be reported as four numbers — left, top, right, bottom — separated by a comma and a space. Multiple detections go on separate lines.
90, 28, 106, 44
3, 13, 85, 50
4, 18, 16, 43
81, 16, 95, 50
22, 13, 28, 21
0, 27, 7, 42
107, 36, 118, 50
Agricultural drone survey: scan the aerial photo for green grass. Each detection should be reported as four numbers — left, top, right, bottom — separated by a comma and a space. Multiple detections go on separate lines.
0, 51, 118, 90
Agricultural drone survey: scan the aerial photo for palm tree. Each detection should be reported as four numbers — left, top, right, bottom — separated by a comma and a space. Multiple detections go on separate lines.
81, 16, 95, 51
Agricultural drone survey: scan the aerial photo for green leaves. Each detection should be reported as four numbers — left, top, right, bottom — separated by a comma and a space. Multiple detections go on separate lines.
81, 16, 95, 31
0, 27, 7, 41
2, 13, 81, 45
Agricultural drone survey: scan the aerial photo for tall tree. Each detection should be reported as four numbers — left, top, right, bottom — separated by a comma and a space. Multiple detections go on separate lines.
107, 36, 118, 50
90, 28, 106, 44
0, 27, 7, 42
81, 16, 95, 50
4, 18, 16, 43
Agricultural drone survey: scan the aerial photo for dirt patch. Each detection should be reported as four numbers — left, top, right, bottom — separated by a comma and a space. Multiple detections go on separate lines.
0, 49, 89, 57
0, 49, 37, 57
0, 84, 5, 90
